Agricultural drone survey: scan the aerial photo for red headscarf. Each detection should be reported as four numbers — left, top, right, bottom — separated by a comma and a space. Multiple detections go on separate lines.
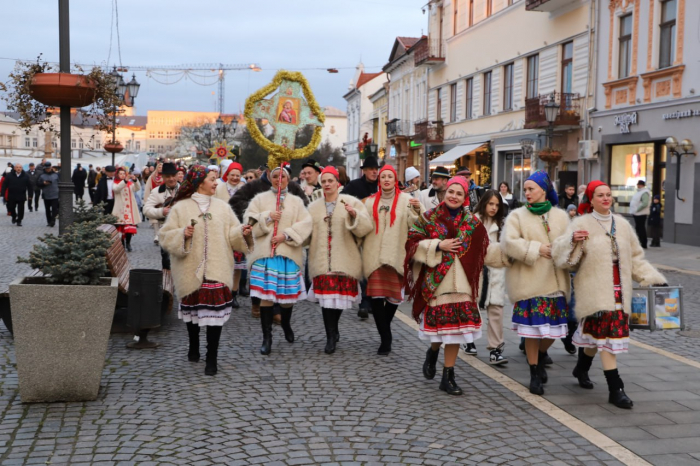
223, 162, 243, 183
371, 165, 400, 233
320, 165, 340, 182
445, 176, 470, 207
578, 180, 608, 215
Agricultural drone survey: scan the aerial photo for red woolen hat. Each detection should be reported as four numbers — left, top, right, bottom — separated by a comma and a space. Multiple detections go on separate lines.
446, 176, 470, 207
223, 162, 243, 182
578, 180, 608, 215
320, 165, 340, 181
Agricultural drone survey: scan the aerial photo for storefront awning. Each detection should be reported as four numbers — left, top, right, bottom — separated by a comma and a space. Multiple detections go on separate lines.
429, 142, 487, 168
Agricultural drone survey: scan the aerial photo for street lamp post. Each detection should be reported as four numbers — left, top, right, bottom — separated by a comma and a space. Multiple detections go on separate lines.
57, 0, 73, 235
105, 68, 140, 165
539, 93, 561, 179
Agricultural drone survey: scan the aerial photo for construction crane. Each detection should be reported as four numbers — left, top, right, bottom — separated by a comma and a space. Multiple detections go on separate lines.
115, 63, 262, 113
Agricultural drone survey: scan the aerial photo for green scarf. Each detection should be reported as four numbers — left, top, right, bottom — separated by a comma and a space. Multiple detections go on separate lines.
526, 201, 552, 216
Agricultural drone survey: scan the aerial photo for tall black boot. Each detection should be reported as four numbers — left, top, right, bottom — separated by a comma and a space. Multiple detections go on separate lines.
334, 309, 343, 343
125, 233, 133, 252
537, 352, 549, 384
260, 306, 274, 355
439, 367, 463, 395
322, 308, 336, 354
423, 346, 440, 380
529, 364, 544, 395
280, 306, 295, 343
371, 299, 389, 355
572, 348, 594, 389
381, 302, 398, 355
562, 320, 578, 355
186, 322, 200, 362
605, 369, 633, 409
205, 326, 222, 376
239, 269, 249, 296
231, 290, 240, 309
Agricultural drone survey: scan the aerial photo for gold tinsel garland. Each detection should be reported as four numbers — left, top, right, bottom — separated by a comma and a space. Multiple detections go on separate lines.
244, 70, 326, 168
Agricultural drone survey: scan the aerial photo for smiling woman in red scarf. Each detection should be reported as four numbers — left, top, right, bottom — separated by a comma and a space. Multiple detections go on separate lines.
404, 176, 492, 396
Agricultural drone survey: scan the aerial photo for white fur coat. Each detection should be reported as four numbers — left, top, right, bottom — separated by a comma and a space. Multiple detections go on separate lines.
244, 190, 312, 270
501, 206, 571, 302
475, 214, 510, 307
552, 213, 666, 318
159, 197, 252, 298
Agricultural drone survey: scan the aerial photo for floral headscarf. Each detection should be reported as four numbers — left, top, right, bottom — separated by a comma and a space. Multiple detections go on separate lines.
172, 165, 209, 204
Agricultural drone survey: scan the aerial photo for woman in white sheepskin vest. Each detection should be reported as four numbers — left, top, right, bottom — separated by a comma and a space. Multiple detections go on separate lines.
244, 164, 312, 356
553, 181, 666, 410
473, 189, 511, 366
362, 165, 424, 356
111, 166, 142, 252
306, 166, 373, 355
159, 166, 253, 377
502, 171, 571, 396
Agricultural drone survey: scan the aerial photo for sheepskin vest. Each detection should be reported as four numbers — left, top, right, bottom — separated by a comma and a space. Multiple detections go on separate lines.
552, 213, 666, 318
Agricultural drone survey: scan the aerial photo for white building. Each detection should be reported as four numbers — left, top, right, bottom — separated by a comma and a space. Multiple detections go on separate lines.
320, 106, 347, 150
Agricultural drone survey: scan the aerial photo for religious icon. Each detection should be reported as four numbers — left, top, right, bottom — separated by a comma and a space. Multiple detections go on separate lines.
277, 98, 299, 125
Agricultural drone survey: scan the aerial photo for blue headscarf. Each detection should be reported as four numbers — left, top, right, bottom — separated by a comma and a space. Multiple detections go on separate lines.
527, 171, 559, 206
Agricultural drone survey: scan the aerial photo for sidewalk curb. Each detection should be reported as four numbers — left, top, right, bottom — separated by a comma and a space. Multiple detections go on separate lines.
652, 263, 700, 277
394, 311, 652, 466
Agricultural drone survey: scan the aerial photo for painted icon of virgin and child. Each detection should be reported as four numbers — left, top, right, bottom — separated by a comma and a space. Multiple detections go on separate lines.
278, 99, 298, 124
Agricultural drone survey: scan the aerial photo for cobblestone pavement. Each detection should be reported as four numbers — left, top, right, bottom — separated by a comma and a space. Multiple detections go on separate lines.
0, 211, 628, 465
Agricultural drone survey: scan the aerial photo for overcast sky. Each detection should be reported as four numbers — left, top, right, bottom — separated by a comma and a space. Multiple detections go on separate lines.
0, 0, 428, 116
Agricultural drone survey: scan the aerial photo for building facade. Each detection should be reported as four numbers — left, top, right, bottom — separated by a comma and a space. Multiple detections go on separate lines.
590, 0, 699, 246
320, 106, 348, 150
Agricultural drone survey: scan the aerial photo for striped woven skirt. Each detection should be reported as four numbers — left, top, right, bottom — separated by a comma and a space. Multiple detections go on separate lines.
367, 265, 404, 304
307, 273, 360, 310
250, 256, 306, 304
234, 251, 247, 271
179, 280, 233, 327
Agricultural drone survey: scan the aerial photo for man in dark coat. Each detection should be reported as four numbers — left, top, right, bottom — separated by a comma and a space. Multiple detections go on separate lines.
95, 165, 117, 214
87, 164, 98, 204
342, 156, 379, 201
37, 162, 60, 227
26, 163, 42, 212
71, 163, 88, 201
2, 163, 32, 226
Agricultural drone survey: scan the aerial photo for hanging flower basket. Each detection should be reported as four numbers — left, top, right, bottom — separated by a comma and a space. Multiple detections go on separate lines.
29, 73, 97, 108
538, 149, 563, 164
103, 142, 124, 154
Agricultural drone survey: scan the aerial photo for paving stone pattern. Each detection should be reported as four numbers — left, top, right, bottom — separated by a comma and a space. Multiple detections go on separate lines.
0, 213, 627, 464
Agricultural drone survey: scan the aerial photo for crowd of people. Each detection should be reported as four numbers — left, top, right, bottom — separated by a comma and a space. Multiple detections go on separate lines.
1, 155, 667, 409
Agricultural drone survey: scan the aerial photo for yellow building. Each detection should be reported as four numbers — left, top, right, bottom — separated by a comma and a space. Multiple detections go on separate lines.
145, 110, 220, 155
369, 83, 389, 161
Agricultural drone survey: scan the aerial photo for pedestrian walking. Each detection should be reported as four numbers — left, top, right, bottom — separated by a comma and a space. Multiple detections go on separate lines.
404, 176, 492, 395
306, 166, 373, 354
71, 163, 88, 201
363, 165, 424, 355
244, 163, 312, 355
629, 180, 651, 248
87, 164, 98, 204
111, 167, 141, 252
403, 166, 421, 198
159, 165, 253, 376
2, 163, 32, 226
26, 163, 41, 212
554, 181, 667, 408
37, 162, 60, 227
143, 162, 180, 269
559, 183, 579, 211
144, 162, 165, 243
648, 195, 662, 247
502, 171, 571, 395
472, 189, 511, 364
498, 181, 519, 215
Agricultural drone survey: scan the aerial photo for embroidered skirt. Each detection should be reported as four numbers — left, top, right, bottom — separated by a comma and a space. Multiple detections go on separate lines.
179, 280, 233, 327
573, 263, 629, 354
419, 300, 482, 345
116, 224, 138, 236
307, 273, 360, 310
367, 265, 404, 304
511, 295, 569, 339
234, 252, 247, 271
250, 256, 306, 304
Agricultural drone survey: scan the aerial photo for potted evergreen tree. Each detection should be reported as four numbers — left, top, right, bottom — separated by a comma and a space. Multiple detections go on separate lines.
9, 202, 119, 403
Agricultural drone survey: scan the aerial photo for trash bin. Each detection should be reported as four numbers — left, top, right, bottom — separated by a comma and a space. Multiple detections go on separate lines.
630, 285, 684, 331
126, 269, 163, 349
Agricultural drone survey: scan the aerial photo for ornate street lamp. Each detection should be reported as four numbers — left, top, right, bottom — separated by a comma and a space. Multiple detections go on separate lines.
539, 93, 561, 178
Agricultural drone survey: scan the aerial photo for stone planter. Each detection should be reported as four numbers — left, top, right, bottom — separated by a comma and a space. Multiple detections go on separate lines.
9, 276, 118, 403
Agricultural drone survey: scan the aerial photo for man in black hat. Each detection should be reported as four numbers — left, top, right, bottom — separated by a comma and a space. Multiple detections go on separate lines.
95, 165, 117, 214
2, 163, 32, 226
144, 162, 180, 268
418, 166, 451, 210
342, 155, 380, 200
300, 158, 323, 202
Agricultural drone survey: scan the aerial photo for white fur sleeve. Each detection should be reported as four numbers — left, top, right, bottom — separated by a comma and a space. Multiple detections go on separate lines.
502, 213, 541, 266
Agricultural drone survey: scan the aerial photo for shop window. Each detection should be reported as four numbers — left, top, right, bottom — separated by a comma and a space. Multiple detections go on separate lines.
465, 78, 473, 120
619, 14, 633, 78
609, 143, 654, 214
527, 54, 539, 99
659, 0, 677, 69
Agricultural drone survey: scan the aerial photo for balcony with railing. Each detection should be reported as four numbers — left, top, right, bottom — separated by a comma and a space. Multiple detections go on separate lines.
414, 37, 445, 66
414, 120, 444, 144
386, 119, 411, 138
524, 92, 581, 129
526, 0, 581, 12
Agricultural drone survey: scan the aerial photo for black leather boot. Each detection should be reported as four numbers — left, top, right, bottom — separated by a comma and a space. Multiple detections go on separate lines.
529, 364, 544, 395
322, 308, 336, 354
259, 306, 274, 355
371, 299, 389, 355
439, 367, 463, 395
280, 306, 295, 343
572, 348, 594, 389
537, 352, 548, 384
334, 309, 342, 343
125, 234, 133, 252
562, 320, 578, 355
423, 346, 440, 380
605, 369, 633, 409
186, 322, 200, 362
205, 326, 222, 376
231, 290, 240, 309
379, 302, 398, 355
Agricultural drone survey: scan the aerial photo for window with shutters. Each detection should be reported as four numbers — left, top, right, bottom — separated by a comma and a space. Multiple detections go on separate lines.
659, 0, 677, 69
618, 14, 633, 78
465, 78, 474, 120
436, 88, 443, 120
469, 0, 474, 26
503, 63, 514, 111
561, 41, 573, 94
527, 55, 539, 99
25, 137, 30, 148
483, 72, 492, 115
450, 83, 458, 122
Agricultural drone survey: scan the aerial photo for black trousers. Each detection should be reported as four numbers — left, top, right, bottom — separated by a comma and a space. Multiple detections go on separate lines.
44, 199, 59, 225
103, 199, 115, 215
7, 200, 25, 223
32, 188, 41, 210
633, 215, 648, 248
160, 247, 171, 270
88, 188, 96, 204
